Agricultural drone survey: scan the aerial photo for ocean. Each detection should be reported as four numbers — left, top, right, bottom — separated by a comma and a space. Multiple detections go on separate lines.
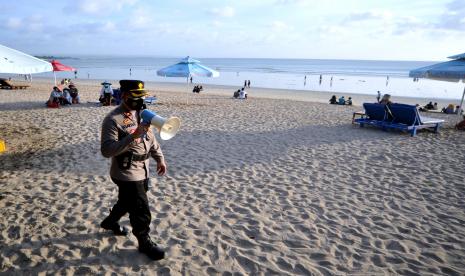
14, 57, 465, 100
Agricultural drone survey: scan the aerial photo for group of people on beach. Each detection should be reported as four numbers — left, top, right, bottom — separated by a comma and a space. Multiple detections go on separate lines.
60, 78, 73, 86
418, 101, 462, 115
192, 85, 203, 93
329, 95, 352, 105
233, 87, 248, 99
46, 81, 80, 108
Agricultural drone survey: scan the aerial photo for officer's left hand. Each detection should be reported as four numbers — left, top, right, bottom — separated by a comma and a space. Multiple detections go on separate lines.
157, 161, 167, 176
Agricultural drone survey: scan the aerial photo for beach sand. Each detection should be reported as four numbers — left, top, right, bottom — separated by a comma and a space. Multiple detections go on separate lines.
1, 79, 464, 275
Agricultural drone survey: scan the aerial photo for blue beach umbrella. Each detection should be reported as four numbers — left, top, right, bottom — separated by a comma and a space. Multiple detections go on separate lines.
409, 53, 465, 116
157, 56, 219, 103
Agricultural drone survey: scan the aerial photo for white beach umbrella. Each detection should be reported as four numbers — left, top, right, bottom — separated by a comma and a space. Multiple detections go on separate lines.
0, 44, 53, 74
409, 53, 465, 116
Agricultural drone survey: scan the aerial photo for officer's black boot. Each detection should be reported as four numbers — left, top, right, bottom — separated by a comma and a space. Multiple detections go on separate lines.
100, 217, 129, 236
136, 235, 165, 261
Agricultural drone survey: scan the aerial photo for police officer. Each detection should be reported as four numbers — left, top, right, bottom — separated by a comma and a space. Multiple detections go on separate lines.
100, 80, 166, 261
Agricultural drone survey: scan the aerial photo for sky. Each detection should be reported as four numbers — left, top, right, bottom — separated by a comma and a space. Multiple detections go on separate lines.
0, 0, 464, 61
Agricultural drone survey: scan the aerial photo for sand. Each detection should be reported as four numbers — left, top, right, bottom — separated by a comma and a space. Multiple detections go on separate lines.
0, 79, 464, 275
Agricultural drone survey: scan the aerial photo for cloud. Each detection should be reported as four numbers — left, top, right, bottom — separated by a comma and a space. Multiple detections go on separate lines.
126, 8, 155, 30
208, 6, 235, 18
65, 0, 138, 15
6, 17, 22, 29
445, 0, 465, 11
269, 20, 290, 31
3, 15, 44, 32
274, 0, 311, 5
434, 0, 465, 31
344, 10, 393, 23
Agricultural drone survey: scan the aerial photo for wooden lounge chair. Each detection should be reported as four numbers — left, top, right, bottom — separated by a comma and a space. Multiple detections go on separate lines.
354, 103, 444, 137
0, 78, 30, 90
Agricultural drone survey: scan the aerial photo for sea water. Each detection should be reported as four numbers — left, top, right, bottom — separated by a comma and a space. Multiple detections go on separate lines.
14, 57, 465, 100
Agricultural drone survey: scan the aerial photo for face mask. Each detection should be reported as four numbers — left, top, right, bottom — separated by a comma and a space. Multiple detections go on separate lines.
126, 98, 145, 110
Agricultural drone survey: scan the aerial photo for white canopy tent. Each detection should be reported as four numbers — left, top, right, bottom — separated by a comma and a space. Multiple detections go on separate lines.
0, 44, 52, 74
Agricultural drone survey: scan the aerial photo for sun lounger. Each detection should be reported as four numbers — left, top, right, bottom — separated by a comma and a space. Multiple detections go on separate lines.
0, 78, 30, 90
420, 109, 442, 114
354, 103, 444, 137
144, 96, 157, 105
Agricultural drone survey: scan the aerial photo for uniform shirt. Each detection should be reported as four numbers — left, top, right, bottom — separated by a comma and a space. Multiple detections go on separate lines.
101, 105, 164, 182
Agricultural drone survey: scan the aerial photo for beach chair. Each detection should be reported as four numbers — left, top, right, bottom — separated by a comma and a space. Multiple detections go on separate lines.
0, 78, 30, 90
355, 103, 388, 129
355, 103, 444, 136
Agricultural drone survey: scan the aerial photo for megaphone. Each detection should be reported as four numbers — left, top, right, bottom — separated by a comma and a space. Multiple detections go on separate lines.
140, 109, 181, 140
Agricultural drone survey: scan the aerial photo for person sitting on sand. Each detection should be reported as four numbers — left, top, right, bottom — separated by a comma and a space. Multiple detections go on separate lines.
424, 101, 434, 110
62, 88, 72, 105
329, 95, 337, 104
442, 104, 455, 114
346, 97, 353, 106
338, 96, 346, 105
233, 89, 240, 99
192, 85, 203, 93
433, 102, 438, 110
99, 81, 113, 106
69, 84, 80, 104
379, 94, 392, 105
239, 87, 247, 99
47, 86, 62, 108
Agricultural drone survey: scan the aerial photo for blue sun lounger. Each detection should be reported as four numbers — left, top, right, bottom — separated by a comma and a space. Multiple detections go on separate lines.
144, 96, 157, 105
355, 103, 444, 137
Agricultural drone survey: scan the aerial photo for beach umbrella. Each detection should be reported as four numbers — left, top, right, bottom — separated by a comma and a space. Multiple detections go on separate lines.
156, 56, 219, 103
0, 44, 53, 74
409, 53, 465, 116
51, 60, 76, 85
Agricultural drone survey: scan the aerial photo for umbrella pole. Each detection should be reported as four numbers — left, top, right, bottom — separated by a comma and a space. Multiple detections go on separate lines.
186, 75, 189, 105
54, 72, 57, 86
459, 85, 465, 118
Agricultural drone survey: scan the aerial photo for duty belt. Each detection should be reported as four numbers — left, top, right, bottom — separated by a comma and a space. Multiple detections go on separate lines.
132, 153, 150, 161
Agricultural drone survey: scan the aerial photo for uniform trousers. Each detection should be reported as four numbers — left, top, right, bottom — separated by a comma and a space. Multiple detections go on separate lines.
107, 178, 151, 237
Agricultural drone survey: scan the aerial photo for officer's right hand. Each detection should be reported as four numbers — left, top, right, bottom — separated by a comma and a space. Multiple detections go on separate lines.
131, 124, 149, 140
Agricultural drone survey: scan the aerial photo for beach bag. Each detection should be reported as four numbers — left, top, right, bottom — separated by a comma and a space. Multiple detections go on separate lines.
47, 100, 59, 108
